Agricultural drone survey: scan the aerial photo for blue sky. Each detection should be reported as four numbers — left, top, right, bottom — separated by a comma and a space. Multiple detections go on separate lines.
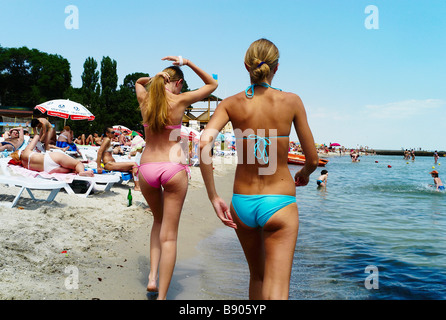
1, 0, 445, 150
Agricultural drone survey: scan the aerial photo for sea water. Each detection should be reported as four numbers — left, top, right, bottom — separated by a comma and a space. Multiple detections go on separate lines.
193, 155, 446, 300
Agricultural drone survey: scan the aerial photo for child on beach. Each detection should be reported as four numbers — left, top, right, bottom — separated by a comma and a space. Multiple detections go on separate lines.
317, 170, 328, 188
430, 170, 444, 191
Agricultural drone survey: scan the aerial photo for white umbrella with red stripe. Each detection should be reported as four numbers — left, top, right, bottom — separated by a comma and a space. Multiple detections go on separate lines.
35, 99, 95, 121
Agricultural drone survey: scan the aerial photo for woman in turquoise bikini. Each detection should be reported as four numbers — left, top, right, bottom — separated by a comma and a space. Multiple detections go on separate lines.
200, 39, 318, 299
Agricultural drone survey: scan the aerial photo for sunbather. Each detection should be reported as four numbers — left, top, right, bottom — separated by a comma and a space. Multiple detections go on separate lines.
9, 135, 93, 177
96, 127, 140, 191
56, 126, 82, 156
0, 127, 25, 152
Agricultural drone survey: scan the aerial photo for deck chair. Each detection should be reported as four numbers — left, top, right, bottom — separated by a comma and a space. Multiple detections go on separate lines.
62, 172, 121, 198
0, 175, 67, 208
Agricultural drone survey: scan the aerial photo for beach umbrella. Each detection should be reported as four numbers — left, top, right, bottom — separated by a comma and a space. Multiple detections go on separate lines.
330, 143, 341, 147
35, 99, 95, 121
112, 125, 132, 135
131, 130, 143, 137
181, 126, 200, 141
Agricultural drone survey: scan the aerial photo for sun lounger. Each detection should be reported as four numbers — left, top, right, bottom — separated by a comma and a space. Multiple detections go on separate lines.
62, 172, 121, 198
4, 162, 121, 198
0, 175, 67, 208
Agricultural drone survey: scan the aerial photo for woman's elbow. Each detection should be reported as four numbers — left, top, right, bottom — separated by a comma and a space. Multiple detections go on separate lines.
306, 157, 319, 172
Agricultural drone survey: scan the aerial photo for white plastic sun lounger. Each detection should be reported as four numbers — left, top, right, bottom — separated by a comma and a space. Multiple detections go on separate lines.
0, 175, 67, 208
62, 173, 121, 198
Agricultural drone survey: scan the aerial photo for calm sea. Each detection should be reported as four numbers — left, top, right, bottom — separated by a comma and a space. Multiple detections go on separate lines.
192, 154, 446, 300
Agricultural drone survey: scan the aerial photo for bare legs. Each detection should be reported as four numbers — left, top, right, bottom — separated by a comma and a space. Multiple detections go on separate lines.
232, 203, 299, 300
139, 169, 188, 300
104, 161, 140, 191
47, 152, 94, 177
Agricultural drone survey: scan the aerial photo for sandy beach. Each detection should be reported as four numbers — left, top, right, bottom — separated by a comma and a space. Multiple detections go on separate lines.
0, 157, 236, 300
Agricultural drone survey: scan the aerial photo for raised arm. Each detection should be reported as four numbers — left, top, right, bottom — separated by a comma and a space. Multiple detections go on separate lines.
135, 77, 151, 105
162, 56, 218, 105
24, 134, 40, 153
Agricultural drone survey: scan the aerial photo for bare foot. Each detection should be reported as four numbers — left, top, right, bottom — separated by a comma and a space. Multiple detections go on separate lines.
147, 278, 158, 292
79, 170, 94, 177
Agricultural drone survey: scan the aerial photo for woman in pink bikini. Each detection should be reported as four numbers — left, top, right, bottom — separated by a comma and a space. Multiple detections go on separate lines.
135, 56, 217, 299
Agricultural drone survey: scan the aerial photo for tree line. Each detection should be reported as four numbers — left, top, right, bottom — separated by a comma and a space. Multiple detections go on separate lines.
0, 45, 190, 135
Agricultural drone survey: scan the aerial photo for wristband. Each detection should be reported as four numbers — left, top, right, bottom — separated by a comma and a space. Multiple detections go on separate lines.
178, 56, 184, 66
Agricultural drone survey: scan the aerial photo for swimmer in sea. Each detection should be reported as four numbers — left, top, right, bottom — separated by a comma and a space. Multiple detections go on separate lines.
316, 170, 328, 188
430, 170, 444, 191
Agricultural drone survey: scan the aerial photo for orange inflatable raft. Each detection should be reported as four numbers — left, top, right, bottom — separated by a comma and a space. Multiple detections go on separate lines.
287, 153, 329, 167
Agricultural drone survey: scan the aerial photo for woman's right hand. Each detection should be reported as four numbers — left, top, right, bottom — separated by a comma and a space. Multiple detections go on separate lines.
211, 196, 237, 229
156, 71, 170, 83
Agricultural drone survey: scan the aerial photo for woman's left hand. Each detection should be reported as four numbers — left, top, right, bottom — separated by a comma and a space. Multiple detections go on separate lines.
162, 56, 187, 66
295, 169, 310, 186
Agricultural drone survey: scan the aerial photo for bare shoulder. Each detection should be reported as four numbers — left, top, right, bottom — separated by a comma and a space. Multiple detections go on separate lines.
282, 91, 303, 104
216, 91, 245, 110
279, 91, 305, 115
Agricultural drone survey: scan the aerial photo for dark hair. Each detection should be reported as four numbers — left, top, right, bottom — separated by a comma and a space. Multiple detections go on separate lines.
104, 127, 113, 136
321, 170, 328, 175
30, 119, 40, 128
33, 108, 44, 116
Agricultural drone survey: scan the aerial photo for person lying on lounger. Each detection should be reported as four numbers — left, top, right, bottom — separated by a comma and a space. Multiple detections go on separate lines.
0, 127, 25, 152
9, 135, 93, 177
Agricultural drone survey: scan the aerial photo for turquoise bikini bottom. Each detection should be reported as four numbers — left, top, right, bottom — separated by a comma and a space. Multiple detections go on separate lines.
231, 194, 296, 228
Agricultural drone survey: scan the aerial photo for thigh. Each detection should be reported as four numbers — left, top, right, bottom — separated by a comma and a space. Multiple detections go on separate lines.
105, 161, 136, 172
160, 170, 188, 238
262, 203, 299, 294
49, 152, 79, 169
139, 173, 164, 222
231, 204, 265, 277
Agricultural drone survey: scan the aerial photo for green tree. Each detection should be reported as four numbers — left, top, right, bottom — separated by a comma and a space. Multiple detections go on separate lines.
98, 56, 118, 127
114, 72, 149, 130
0, 46, 71, 108
81, 57, 100, 107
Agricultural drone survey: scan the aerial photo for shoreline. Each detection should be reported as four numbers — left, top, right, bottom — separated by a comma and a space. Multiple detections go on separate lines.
0, 158, 236, 300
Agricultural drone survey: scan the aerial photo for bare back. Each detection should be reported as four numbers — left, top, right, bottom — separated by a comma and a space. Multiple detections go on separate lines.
140, 93, 188, 164
213, 86, 314, 196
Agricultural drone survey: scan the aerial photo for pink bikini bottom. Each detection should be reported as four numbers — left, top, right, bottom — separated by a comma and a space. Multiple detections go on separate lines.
138, 162, 190, 188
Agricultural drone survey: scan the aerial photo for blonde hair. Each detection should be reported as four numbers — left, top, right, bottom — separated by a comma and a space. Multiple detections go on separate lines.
141, 66, 184, 134
10, 150, 22, 163
244, 38, 280, 84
